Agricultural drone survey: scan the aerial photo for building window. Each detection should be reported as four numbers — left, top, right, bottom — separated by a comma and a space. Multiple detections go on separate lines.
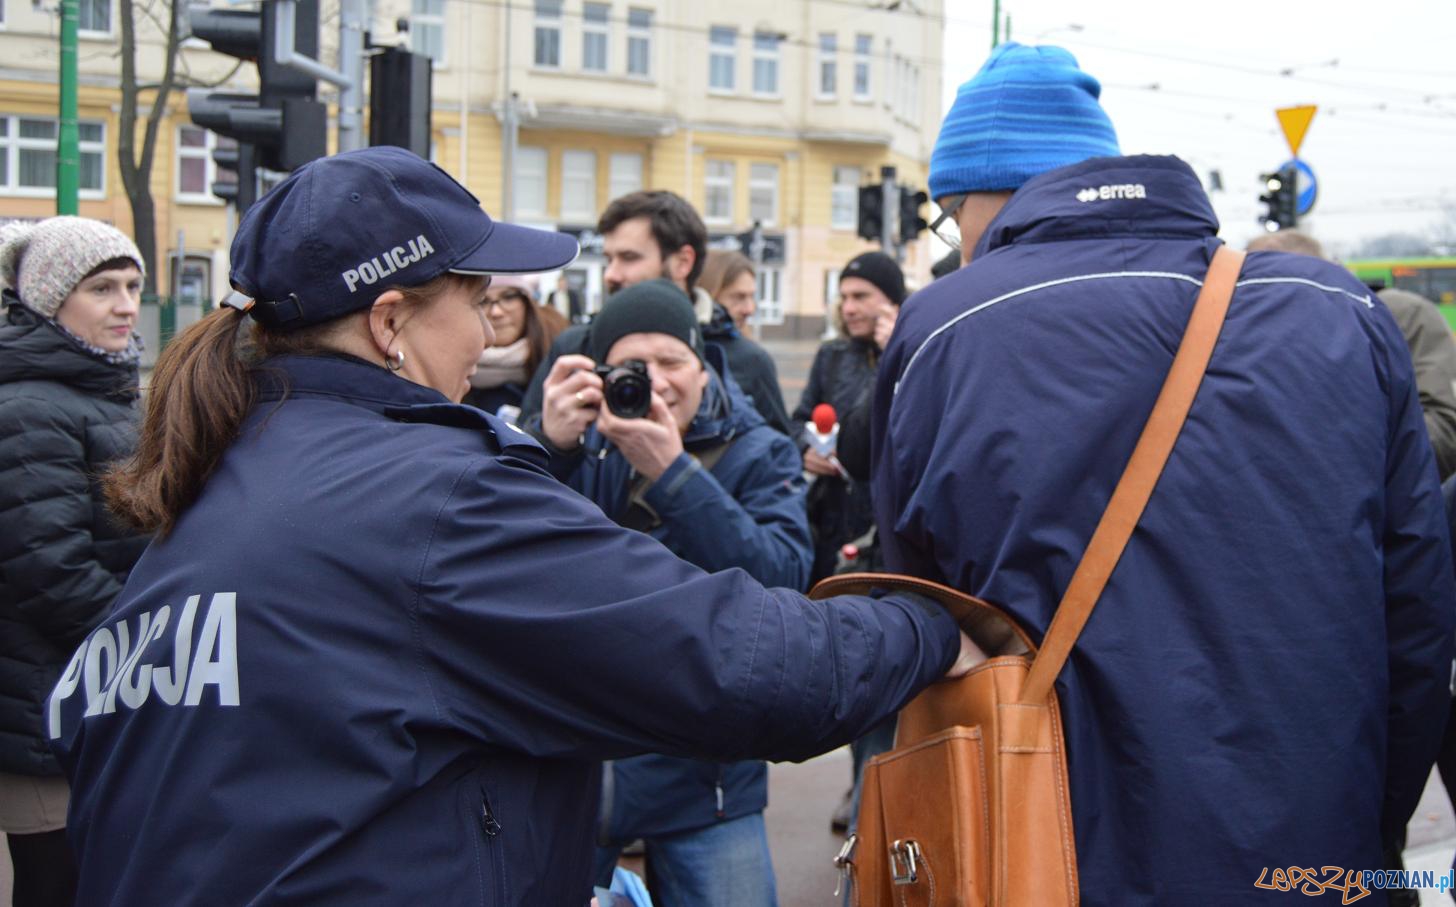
410, 0, 446, 65
533, 0, 561, 68
582, 2, 609, 73
0, 115, 105, 196
626, 8, 652, 77
609, 152, 642, 200
176, 126, 237, 203
560, 150, 597, 221
749, 162, 778, 226
708, 26, 736, 92
817, 33, 837, 99
78, 0, 109, 33
854, 34, 872, 99
831, 165, 859, 231
704, 159, 734, 225
752, 32, 779, 96
515, 146, 547, 217
755, 268, 784, 326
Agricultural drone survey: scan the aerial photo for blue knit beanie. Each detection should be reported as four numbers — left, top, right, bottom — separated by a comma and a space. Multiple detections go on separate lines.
929, 42, 1120, 199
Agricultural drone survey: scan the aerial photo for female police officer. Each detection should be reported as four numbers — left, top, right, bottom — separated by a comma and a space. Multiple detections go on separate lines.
46, 147, 978, 906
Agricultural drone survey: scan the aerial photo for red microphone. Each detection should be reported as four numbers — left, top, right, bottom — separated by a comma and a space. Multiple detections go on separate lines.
811, 403, 837, 436
806, 403, 839, 458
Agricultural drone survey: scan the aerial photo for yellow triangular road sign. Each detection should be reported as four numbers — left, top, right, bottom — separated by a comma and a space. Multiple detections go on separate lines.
1276, 106, 1317, 158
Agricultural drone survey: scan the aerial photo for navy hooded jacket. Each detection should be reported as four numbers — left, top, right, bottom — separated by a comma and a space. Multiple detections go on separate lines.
548, 347, 810, 841
873, 155, 1455, 905
48, 354, 960, 906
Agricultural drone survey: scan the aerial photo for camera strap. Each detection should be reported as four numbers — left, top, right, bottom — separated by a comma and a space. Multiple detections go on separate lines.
619, 439, 735, 533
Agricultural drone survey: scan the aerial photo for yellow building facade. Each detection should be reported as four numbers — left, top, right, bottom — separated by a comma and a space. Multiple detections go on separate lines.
0, 0, 945, 341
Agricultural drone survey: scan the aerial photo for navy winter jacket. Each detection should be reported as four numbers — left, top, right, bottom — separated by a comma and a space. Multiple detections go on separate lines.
549, 347, 810, 840
49, 354, 958, 906
873, 155, 1456, 905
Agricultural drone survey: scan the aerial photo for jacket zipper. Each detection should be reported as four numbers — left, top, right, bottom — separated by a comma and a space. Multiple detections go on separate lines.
477, 782, 505, 905
714, 766, 726, 820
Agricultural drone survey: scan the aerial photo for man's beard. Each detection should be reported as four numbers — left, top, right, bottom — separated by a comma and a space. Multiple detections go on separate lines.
606, 261, 674, 296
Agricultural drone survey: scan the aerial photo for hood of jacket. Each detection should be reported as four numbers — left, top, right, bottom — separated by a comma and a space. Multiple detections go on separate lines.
0, 296, 139, 401
974, 154, 1219, 260
702, 302, 739, 342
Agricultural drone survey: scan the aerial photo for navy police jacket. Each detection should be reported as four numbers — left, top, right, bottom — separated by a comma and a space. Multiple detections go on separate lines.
549, 349, 810, 841
874, 155, 1456, 905
49, 354, 959, 906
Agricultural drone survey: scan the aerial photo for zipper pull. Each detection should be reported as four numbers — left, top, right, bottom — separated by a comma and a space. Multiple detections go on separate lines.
480, 794, 502, 837
715, 780, 725, 819
833, 834, 858, 898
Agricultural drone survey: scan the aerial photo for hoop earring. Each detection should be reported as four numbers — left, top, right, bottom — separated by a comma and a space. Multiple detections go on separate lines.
385, 349, 406, 372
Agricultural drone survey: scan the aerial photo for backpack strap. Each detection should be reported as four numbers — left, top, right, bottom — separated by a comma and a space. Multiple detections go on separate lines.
1018, 246, 1246, 705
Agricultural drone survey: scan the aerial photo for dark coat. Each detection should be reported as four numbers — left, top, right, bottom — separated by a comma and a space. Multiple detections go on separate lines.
701, 302, 793, 436
874, 155, 1456, 905
0, 300, 148, 775
548, 348, 811, 840
49, 354, 958, 906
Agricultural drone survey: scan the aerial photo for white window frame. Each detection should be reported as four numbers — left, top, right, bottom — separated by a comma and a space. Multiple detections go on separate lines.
410, 0, 447, 67
533, 0, 562, 70
0, 114, 106, 199
560, 149, 597, 222
582, 2, 609, 74
515, 146, 548, 217
708, 25, 736, 94
704, 159, 734, 226
816, 32, 837, 100
626, 7, 653, 79
77, 0, 110, 36
608, 152, 643, 200
883, 40, 894, 111
754, 267, 784, 326
175, 125, 228, 205
751, 31, 780, 98
748, 162, 778, 227
853, 34, 872, 101
831, 165, 859, 231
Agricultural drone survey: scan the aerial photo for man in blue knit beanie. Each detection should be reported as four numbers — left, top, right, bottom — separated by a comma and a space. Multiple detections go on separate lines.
869, 41, 1454, 907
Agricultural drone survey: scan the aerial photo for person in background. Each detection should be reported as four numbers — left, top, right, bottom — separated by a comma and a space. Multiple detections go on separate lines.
878, 42, 1453, 903
1250, 229, 1456, 481
49, 146, 982, 907
521, 192, 793, 437
698, 250, 758, 335
541, 279, 809, 906
0, 217, 152, 907
550, 273, 586, 324
463, 274, 563, 422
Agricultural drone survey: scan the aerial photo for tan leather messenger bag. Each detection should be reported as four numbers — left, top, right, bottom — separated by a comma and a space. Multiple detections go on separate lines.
812, 246, 1246, 906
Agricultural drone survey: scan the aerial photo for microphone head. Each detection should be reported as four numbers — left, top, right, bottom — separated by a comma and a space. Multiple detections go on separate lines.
811, 403, 837, 434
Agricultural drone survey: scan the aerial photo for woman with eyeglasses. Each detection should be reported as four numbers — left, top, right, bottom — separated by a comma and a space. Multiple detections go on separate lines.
464, 275, 563, 420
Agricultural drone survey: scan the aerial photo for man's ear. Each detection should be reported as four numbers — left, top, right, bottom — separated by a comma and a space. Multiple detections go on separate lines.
367, 289, 407, 356
666, 244, 696, 286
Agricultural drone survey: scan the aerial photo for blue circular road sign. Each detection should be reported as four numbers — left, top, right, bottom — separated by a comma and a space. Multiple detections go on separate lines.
1284, 158, 1318, 216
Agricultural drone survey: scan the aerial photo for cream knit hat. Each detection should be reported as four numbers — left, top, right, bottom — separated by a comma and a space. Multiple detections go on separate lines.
0, 217, 145, 318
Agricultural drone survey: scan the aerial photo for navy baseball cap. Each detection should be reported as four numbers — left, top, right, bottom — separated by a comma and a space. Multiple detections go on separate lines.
227, 146, 579, 330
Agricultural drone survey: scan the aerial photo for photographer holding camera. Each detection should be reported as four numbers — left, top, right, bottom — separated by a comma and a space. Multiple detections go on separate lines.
540, 278, 810, 905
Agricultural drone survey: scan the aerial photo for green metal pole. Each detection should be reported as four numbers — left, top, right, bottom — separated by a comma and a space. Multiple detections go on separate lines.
1005, 13, 1012, 43
57, 0, 79, 215
991, 0, 1000, 48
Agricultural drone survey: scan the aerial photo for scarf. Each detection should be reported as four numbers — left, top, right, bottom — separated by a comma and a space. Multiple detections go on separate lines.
471, 337, 529, 389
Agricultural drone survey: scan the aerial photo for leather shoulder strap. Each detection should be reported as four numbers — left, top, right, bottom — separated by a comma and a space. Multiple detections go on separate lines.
1018, 246, 1245, 705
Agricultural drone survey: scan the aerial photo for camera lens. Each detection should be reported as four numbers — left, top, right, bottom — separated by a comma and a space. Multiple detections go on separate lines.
605, 367, 652, 419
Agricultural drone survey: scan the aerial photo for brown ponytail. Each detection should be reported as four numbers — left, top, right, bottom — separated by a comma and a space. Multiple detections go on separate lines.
104, 271, 480, 536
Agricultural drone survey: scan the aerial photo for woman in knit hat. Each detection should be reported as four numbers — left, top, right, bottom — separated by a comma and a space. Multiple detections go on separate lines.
0, 216, 151, 906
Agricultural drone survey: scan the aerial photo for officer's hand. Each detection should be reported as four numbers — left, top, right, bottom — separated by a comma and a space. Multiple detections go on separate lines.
541, 354, 603, 450
944, 630, 988, 679
803, 448, 842, 477
873, 300, 899, 350
597, 393, 683, 482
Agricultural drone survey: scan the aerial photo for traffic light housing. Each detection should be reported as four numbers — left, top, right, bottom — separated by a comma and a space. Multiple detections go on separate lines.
1258, 164, 1299, 231
898, 187, 928, 244
187, 0, 328, 206
857, 184, 883, 242
370, 48, 433, 159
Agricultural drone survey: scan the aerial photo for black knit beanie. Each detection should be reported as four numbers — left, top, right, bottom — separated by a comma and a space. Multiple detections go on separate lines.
841, 251, 906, 305
588, 278, 706, 364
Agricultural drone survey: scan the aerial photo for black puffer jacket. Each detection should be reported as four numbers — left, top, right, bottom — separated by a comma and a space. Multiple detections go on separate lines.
702, 302, 792, 436
0, 300, 149, 775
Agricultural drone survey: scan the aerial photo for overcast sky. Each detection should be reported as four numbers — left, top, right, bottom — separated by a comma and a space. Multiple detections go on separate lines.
940, 0, 1456, 254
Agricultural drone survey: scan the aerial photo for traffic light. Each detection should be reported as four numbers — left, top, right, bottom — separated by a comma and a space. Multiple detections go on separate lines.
370, 48, 433, 159
898, 187, 929, 244
1258, 164, 1299, 231
209, 141, 255, 212
187, 0, 328, 208
857, 184, 883, 242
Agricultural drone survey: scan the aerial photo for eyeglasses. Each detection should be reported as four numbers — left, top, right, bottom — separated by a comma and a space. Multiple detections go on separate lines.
485, 291, 528, 311
928, 194, 967, 252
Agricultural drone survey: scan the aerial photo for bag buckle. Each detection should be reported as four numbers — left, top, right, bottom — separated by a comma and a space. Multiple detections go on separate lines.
890, 839, 921, 886
833, 833, 858, 897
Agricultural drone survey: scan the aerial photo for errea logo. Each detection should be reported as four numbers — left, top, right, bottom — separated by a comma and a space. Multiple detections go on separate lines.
1076, 184, 1148, 203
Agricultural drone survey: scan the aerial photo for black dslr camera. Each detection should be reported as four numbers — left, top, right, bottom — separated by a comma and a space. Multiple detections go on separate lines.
592, 359, 652, 419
